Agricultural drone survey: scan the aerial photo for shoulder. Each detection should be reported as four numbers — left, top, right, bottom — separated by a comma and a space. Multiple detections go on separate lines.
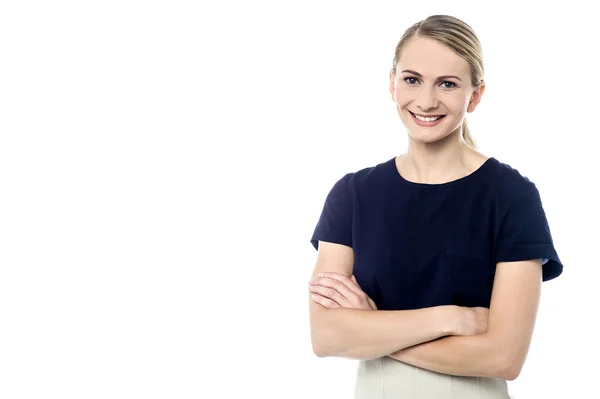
340, 157, 395, 192
322, 157, 394, 207
487, 157, 541, 203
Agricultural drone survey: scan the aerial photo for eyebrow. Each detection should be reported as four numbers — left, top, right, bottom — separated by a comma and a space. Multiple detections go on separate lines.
401, 69, 462, 82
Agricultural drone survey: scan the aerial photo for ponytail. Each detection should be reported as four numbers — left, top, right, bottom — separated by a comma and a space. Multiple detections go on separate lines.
461, 119, 476, 149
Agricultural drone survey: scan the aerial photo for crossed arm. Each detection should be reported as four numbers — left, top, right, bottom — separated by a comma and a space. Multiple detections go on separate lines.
387, 258, 542, 380
309, 241, 543, 381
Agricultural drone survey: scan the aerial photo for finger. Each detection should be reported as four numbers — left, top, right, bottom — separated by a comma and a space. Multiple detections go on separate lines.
310, 277, 360, 305
311, 294, 341, 309
367, 296, 377, 310
308, 285, 351, 307
317, 272, 365, 298
351, 274, 368, 310
351, 275, 371, 303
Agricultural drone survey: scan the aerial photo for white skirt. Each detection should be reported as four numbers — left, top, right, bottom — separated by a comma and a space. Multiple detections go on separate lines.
355, 356, 512, 399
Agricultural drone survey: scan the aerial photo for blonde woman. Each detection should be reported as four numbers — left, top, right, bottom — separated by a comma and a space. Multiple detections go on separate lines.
308, 15, 563, 399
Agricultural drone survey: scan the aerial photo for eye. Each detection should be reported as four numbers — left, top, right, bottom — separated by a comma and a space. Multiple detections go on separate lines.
404, 77, 419, 85
440, 81, 456, 89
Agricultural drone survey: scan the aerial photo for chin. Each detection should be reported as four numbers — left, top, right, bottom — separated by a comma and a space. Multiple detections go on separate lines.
406, 130, 451, 144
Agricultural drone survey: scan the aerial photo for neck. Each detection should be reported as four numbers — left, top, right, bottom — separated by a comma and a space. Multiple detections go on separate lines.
399, 134, 476, 184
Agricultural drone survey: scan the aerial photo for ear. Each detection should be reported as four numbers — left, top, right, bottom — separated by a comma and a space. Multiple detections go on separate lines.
467, 81, 486, 113
389, 71, 396, 102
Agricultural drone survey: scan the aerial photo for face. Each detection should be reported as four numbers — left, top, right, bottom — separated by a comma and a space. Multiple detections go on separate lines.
389, 36, 485, 144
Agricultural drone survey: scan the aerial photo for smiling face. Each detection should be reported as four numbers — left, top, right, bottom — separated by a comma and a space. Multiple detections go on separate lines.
389, 36, 485, 144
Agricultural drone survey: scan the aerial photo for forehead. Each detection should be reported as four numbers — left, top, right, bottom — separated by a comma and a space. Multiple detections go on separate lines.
397, 37, 470, 78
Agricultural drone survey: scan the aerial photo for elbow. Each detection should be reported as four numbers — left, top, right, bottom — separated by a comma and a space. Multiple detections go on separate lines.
309, 307, 361, 359
493, 348, 525, 381
312, 337, 338, 358
482, 332, 528, 381
310, 326, 336, 358
311, 319, 356, 358
499, 360, 523, 381
311, 341, 329, 358
498, 367, 520, 381
484, 337, 524, 380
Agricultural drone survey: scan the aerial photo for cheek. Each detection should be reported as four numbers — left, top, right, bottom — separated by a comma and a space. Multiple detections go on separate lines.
444, 92, 471, 112
394, 90, 413, 107
432, 96, 465, 115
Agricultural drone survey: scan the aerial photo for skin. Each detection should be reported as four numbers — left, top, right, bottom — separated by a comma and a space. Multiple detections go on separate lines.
308, 242, 490, 361
308, 36, 543, 380
390, 36, 487, 183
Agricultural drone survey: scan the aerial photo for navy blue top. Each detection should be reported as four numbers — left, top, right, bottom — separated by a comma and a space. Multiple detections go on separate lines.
310, 156, 563, 311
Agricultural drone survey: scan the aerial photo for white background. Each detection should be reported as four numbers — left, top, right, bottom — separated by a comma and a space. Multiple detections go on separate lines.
0, 1, 597, 398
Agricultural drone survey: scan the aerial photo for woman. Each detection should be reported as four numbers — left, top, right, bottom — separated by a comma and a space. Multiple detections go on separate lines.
307, 15, 563, 399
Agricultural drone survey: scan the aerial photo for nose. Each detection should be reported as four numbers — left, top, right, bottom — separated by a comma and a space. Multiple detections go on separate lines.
415, 86, 439, 111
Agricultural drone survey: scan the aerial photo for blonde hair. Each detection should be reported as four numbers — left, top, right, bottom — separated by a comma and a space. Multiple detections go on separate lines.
390, 15, 484, 149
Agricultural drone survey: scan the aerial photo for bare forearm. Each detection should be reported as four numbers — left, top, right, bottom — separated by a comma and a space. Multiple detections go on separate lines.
312, 305, 454, 360
387, 334, 509, 379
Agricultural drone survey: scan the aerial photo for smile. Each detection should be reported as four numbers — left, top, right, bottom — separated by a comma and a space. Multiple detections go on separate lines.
409, 111, 446, 126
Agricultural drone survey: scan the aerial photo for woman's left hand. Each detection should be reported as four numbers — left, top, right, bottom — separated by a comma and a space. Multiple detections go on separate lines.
308, 272, 377, 310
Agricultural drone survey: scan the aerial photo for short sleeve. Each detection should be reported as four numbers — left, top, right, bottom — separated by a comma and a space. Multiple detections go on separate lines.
310, 173, 354, 251
495, 182, 563, 281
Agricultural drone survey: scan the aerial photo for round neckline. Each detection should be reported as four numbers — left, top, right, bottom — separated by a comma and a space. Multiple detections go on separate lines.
390, 156, 496, 188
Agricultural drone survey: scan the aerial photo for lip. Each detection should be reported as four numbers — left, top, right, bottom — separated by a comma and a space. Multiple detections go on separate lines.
409, 111, 446, 127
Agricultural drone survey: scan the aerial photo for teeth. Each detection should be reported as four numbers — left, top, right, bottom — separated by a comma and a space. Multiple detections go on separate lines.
413, 113, 442, 122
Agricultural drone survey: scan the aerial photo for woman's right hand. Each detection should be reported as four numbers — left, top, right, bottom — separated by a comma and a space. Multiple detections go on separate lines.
452, 306, 489, 336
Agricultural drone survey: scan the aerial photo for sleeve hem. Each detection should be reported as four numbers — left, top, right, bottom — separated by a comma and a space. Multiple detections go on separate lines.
310, 230, 353, 251
496, 242, 563, 281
